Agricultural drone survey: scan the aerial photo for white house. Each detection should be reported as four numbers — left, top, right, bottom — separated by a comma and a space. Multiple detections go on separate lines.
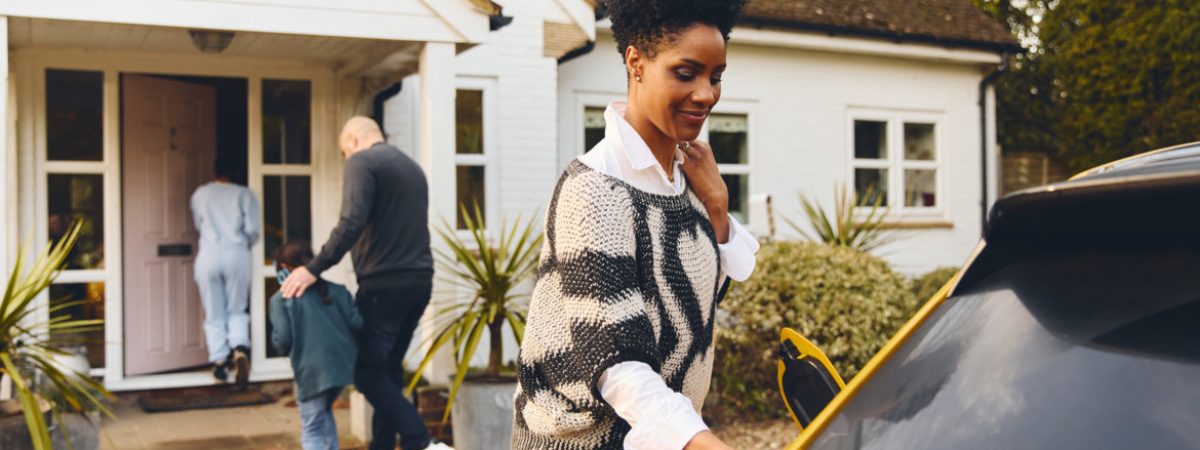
0, 0, 593, 391
555, 0, 1023, 275
382, 0, 1020, 375
0, 0, 1017, 393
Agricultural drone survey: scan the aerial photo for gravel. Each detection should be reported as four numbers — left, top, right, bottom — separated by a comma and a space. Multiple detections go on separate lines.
710, 419, 801, 449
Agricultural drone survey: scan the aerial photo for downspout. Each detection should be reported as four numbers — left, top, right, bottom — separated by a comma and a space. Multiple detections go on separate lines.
371, 81, 403, 131
979, 53, 1011, 236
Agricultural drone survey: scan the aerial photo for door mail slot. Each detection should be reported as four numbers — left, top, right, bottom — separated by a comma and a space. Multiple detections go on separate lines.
157, 244, 193, 257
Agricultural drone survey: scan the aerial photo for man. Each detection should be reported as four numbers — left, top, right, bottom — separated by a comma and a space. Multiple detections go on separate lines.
192, 157, 259, 386
280, 117, 450, 450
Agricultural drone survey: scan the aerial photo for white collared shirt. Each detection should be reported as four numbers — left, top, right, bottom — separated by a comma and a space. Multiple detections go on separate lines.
581, 101, 760, 449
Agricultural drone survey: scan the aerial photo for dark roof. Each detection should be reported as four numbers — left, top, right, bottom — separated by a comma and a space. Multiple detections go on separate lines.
740, 0, 1023, 53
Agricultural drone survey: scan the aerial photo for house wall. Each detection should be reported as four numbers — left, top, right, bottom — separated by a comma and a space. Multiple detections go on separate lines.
384, 0, 566, 370
558, 32, 992, 274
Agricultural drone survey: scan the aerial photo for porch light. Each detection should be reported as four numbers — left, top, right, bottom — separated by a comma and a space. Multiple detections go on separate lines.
188, 30, 235, 53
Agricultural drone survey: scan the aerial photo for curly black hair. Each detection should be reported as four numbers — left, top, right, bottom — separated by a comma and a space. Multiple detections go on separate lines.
605, 0, 748, 61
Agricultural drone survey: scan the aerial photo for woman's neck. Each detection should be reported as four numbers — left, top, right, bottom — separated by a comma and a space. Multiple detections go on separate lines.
623, 101, 678, 178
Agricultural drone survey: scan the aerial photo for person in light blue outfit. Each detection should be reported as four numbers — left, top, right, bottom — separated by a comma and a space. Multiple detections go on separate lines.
270, 240, 363, 450
190, 158, 260, 385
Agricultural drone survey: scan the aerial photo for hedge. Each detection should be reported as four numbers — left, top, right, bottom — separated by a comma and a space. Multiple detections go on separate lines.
708, 241, 921, 422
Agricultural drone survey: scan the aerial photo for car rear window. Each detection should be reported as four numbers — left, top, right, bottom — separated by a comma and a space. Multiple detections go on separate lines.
809, 246, 1200, 450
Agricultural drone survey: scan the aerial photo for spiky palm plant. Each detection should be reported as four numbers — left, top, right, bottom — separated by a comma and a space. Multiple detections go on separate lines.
1, 222, 113, 449
405, 202, 543, 421
787, 184, 893, 253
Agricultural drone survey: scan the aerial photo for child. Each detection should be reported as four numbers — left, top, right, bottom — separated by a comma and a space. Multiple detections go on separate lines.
270, 241, 363, 450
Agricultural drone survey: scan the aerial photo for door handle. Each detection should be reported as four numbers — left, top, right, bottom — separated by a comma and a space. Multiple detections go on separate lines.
158, 243, 193, 257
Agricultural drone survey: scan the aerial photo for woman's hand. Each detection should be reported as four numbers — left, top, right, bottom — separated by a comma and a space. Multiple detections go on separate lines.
679, 140, 730, 244
684, 431, 735, 450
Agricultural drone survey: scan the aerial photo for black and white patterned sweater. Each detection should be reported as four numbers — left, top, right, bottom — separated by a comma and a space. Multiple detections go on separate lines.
511, 160, 727, 450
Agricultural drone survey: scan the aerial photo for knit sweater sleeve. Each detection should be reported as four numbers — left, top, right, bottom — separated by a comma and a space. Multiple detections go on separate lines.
515, 172, 662, 438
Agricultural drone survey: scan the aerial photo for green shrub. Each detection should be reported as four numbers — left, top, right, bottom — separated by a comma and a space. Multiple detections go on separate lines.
911, 267, 959, 304
708, 241, 920, 422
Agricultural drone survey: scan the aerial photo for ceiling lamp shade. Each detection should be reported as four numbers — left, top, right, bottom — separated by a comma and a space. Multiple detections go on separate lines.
188, 30, 235, 53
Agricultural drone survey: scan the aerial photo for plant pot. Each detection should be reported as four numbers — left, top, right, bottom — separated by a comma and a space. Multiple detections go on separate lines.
450, 376, 516, 450
0, 398, 100, 450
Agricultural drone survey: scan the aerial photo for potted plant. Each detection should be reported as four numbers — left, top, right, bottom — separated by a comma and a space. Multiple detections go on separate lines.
787, 183, 893, 253
406, 203, 542, 450
0, 222, 112, 450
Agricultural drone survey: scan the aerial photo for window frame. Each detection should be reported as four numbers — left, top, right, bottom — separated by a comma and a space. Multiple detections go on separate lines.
255, 78, 319, 360
847, 108, 947, 220
36, 68, 110, 373
453, 77, 499, 235
700, 102, 755, 227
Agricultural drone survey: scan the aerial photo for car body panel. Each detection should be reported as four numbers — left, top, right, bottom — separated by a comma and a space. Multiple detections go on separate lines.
782, 143, 1200, 449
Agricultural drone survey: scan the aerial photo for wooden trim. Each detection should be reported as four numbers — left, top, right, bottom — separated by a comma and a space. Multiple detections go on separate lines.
0, 0, 466, 44
874, 221, 954, 230
420, 0, 490, 43
554, 0, 598, 41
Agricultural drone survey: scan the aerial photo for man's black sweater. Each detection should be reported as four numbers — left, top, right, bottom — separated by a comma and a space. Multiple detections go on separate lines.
306, 142, 433, 291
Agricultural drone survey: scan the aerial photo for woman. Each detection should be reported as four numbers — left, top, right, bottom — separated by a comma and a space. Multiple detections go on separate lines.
512, 1, 757, 449
191, 157, 259, 386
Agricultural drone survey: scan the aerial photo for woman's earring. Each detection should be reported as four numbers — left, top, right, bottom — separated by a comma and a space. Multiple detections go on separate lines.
636, 74, 642, 82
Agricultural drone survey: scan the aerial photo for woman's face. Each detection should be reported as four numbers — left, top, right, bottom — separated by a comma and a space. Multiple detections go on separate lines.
628, 23, 727, 143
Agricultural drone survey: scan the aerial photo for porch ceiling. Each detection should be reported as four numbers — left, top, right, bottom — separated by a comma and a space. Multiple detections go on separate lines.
9, 18, 423, 76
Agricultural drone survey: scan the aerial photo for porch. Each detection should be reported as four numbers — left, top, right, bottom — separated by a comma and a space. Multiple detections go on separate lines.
98, 383, 365, 450
0, 1, 476, 393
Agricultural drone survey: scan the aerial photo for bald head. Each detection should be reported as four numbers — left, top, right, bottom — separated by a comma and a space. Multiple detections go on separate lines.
339, 116, 385, 159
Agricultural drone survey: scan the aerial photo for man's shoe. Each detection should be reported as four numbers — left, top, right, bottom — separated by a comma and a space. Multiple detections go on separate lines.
424, 440, 455, 450
232, 346, 250, 388
212, 363, 228, 383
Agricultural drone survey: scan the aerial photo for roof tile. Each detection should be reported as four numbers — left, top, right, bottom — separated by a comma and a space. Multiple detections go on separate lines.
740, 0, 1022, 52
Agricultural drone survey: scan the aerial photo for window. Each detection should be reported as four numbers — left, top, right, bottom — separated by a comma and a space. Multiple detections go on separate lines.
809, 247, 1200, 450
260, 79, 314, 265
583, 106, 606, 152
47, 70, 104, 161
48, 174, 105, 270
259, 79, 316, 361
262, 79, 312, 165
455, 85, 492, 230
43, 69, 109, 369
851, 113, 941, 213
709, 114, 751, 223
49, 283, 106, 368
262, 175, 312, 263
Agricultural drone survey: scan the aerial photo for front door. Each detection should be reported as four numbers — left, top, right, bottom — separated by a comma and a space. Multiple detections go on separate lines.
122, 75, 216, 376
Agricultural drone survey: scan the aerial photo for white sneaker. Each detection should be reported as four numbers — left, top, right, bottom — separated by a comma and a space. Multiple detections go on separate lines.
424, 441, 455, 450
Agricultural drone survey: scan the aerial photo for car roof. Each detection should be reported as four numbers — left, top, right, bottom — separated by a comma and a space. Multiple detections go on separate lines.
953, 141, 1200, 295
1071, 141, 1200, 181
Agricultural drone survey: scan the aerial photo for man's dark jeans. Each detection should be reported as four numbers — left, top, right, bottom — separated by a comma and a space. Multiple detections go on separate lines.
355, 284, 432, 450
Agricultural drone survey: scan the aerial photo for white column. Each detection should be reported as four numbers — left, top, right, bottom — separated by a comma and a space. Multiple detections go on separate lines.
1, 16, 11, 277
985, 83, 999, 216
416, 41, 458, 386
0, 15, 10, 401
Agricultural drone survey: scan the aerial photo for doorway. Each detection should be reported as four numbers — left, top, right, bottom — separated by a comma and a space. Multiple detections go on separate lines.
120, 74, 248, 376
